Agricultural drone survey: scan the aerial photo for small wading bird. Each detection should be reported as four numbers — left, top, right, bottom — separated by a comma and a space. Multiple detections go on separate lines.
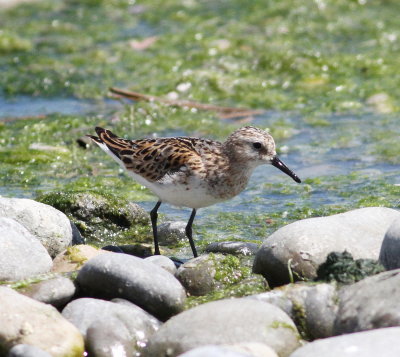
88, 126, 301, 258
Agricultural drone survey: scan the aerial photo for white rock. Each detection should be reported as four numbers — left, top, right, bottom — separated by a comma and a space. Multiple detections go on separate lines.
289, 327, 400, 357
334, 269, 400, 334
0, 197, 73, 258
0, 287, 84, 356
253, 207, 400, 286
144, 298, 301, 357
0, 217, 52, 281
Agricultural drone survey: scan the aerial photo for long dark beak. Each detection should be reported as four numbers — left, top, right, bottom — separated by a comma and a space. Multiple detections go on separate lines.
271, 156, 301, 183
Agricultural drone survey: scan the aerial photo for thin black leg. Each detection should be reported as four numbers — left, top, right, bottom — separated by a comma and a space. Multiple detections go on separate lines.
186, 209, 198, 258
150, 201, 162, 255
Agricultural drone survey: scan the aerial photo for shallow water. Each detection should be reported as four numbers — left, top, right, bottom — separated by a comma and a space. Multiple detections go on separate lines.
0, 0, 399, 257
1, 95, 399, 257
0, 96, 123, 119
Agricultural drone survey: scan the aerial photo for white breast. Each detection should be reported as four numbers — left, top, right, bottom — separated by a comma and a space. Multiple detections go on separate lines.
128, 171, 226, 209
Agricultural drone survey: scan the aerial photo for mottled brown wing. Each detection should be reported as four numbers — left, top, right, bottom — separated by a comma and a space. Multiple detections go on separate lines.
89, 127, 205, 182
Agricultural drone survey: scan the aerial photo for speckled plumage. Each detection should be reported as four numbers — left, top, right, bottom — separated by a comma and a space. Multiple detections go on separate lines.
88, 126, 301, 257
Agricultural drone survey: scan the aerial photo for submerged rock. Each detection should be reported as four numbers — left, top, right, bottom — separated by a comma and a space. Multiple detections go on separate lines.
253, 207, 400, 286
0, 217, 52, 281
144, 298, 301, 357
0, 197, 74, 258
0, 287, 84, 356
76, 252, 186, 320
38, 191, 150, 244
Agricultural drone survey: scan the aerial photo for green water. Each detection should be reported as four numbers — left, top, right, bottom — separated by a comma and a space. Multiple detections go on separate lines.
0, 0, 399, 255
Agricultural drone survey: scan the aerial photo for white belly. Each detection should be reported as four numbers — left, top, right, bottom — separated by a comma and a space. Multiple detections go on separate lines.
128, 171, 226, 209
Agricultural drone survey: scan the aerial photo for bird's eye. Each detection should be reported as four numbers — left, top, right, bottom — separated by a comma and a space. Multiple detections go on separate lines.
253, 142, 262, 149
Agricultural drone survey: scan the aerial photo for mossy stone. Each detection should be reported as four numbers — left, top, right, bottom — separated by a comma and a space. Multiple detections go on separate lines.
37, 191, 150, 246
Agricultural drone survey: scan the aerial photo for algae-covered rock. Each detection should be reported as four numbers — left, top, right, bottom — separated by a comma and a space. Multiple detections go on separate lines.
176, 254, 266, 297
37, 191, 150, 245
51, 245, 108, 273
254, 207, 400, 287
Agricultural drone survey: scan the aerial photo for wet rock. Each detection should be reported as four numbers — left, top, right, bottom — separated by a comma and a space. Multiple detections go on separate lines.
71, 222, 85, 245
51, 245, 108, 273
7, 344, 52, 357
76, 252, 186, 320
157, 221, 187, 245
19, 275, 76, 308
334, 269, 400, 334
250, 282, 339, 339
0, 287, 84, 356
38, 191, 150, 244
144, 255, 177, 274
63, 298, 160, 353
379, 217, 400, 269
119, 243, 153, 257
0, 217, 52, 281
144, 298, 300, 357
316, 251, 384, 284
86, 317, 134, 357
205, 241, 259, 256
101, 245, 124, 253
253, 207, 400, 286
289, 327, 400, 357
0, 197, 74, 258
175, 254, 264, 297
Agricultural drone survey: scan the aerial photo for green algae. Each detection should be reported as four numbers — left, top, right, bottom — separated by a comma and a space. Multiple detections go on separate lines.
64, 246, 90, 267
316, 251, 385, 284
1, 0, 400, 113
269, 320, 298, 335
0, 0, 399, 262
185, 254, 267, 309
0, 273, 57, 290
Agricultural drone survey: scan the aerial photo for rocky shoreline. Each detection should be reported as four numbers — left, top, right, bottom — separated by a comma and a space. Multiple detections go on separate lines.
1, 196, 400, 356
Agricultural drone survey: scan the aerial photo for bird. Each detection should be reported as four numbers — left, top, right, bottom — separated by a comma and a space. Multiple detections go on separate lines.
87, 126, 301, 258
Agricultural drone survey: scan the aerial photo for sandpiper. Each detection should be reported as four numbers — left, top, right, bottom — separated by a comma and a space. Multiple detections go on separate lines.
87, 126, 301, 258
